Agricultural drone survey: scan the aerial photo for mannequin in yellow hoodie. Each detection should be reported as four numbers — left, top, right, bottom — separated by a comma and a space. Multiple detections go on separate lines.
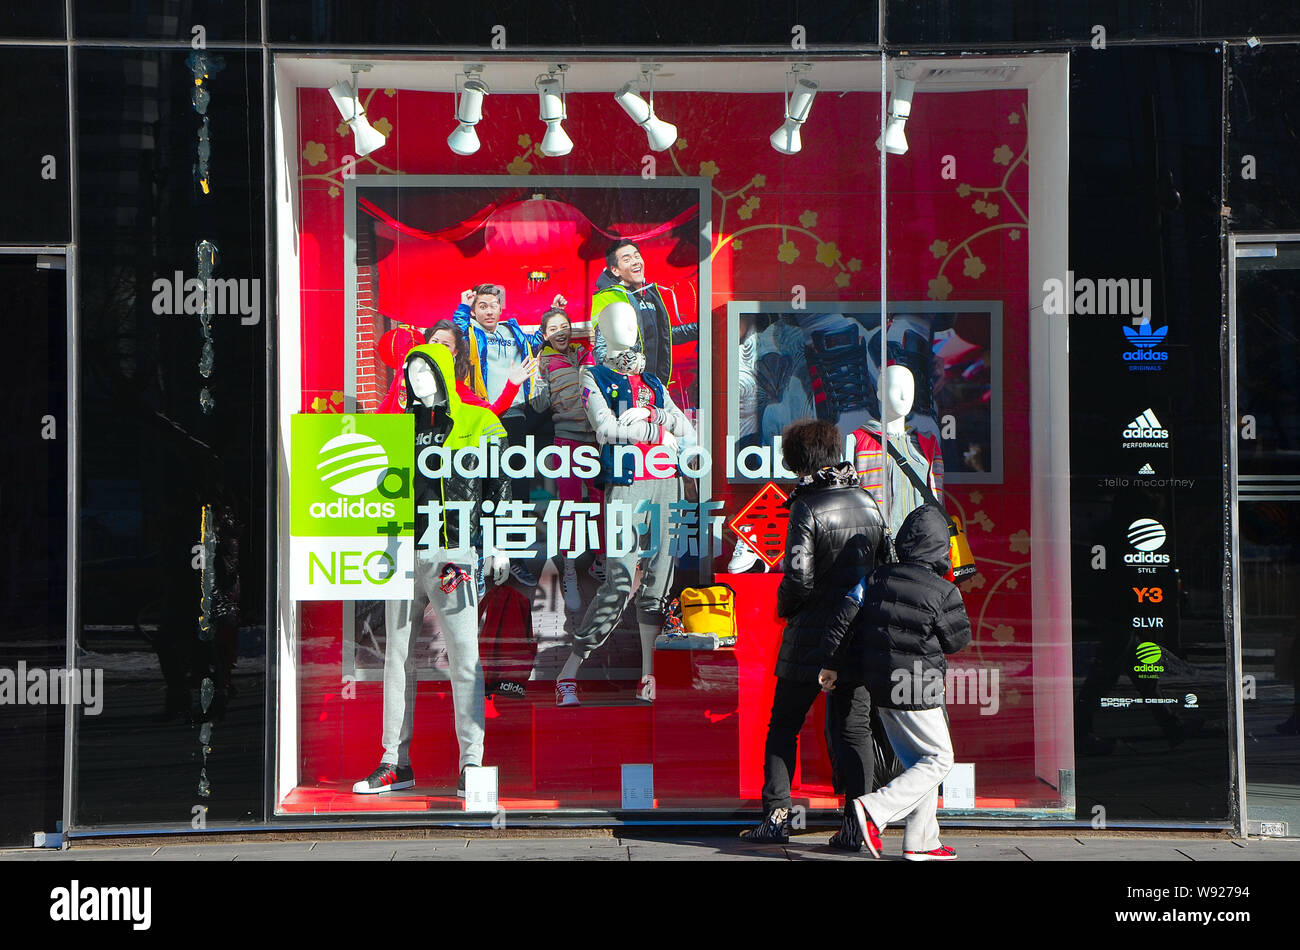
352, 344, 512, 798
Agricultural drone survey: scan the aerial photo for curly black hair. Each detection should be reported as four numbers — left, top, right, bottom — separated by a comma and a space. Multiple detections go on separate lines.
781, 419, 845, 476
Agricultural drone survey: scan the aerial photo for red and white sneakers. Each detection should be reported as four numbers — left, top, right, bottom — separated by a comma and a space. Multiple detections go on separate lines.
555, 679, 580, 707
635, 674, 656, 704
850, 797, 884, 858
903, 845, 958, 862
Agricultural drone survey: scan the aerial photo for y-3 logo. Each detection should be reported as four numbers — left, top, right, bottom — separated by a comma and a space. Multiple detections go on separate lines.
1133, 586, 1164, 603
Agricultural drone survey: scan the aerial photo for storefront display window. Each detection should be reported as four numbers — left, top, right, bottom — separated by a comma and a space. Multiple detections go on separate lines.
273, 54, 1074, 820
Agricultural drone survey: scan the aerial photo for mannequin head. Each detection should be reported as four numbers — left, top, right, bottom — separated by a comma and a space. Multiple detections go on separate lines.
406, 354, 448, 408
598, 299, 639, 353
880, 363, 915, 431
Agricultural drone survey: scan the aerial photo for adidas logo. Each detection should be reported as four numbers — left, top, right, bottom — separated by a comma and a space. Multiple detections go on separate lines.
1138, 463, 1155, 475
1122, 408, 1170, 448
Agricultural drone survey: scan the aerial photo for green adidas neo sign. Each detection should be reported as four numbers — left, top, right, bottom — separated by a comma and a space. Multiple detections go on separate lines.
290, 414, 414, 600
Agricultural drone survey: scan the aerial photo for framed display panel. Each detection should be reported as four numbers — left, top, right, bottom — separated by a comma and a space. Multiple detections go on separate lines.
725, 300, 1004, 485
339, 176, 713, 687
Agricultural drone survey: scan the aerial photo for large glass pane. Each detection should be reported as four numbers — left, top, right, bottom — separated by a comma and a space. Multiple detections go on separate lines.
1234, 238, 1300, 835
1227, 45, 1300, 233
278, 58, 886, 820
0, 48, 70, 245
0, 253, 67, 847
1067, 47, 1230, 822
270, 0, 877, 46
73, 1, 257, 41
0, 7, 65, 38
879, 51, 1072, 817
884, 0, 1300, 47
72, 48, 266, 830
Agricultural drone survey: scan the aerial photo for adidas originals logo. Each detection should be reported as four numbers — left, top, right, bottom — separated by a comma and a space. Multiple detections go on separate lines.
1138, 463, 1155, 475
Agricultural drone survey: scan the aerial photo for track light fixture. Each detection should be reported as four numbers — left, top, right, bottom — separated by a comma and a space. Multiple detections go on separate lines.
876, 70, 917, 155
615, 65, 678, 152
536, 66, 573, 158
770, 65, 818, 155
447, 65, 490, 156
328, 63, 387, 158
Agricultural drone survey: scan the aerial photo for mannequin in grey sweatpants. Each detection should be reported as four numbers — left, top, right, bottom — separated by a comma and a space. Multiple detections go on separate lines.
382, 555, 485, 772
354, 343, 510, 794
554, 299, 689, 706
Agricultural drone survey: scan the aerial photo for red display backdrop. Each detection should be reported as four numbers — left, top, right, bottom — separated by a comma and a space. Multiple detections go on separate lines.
289, 83, 1041, 814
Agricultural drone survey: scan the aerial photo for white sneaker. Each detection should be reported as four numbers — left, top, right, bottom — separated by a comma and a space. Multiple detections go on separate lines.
636, 674, 656, 704
556, 679, 580, 707
727, 538, 767, 573
562, 564, 582, 613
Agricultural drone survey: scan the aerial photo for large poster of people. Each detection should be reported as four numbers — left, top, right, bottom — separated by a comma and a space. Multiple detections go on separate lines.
339, 178, 711, 695
727, 303, 1003, 484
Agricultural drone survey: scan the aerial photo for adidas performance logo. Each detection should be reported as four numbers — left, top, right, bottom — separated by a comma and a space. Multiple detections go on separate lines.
1122, 409, 1169, 440
1138, 463, 1155, 475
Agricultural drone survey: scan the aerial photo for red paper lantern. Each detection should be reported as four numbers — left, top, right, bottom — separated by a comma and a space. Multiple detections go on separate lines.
377, 326, 424, 369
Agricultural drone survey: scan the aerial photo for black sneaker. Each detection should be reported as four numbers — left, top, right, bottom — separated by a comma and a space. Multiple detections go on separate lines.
806, 326, 871, 420
457, 768, 467, 799
352, 763, 415, 794
828, 809, 863, 852
738, 807, 790, 844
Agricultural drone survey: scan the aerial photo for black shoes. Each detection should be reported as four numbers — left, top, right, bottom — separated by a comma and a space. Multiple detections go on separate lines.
352, 763, 415, 794
827, 808, 864, 852
739, 807, 791, 844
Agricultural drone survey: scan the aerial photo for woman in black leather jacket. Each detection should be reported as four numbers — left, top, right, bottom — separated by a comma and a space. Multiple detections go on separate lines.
740, 419, 889, 847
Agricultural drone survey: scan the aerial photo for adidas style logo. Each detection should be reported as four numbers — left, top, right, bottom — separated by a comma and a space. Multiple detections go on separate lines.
1138, 463, 1155, 475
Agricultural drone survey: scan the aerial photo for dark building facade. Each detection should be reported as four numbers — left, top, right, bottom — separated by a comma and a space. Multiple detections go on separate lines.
2, 1, 1297, 845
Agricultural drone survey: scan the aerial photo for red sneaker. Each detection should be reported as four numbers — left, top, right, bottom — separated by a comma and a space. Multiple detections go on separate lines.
904, 844, 958, 862
850, 798, 883, 858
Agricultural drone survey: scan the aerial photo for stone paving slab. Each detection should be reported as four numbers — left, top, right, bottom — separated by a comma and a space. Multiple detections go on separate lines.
1, 834, 1296, 861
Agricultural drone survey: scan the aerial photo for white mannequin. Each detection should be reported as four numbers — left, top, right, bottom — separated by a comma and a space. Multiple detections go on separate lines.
555, 297, 687, 704
853, 363, 941, 532
407, 358, 444, 406
602, 300, 679, 453
881, 362, 914, 436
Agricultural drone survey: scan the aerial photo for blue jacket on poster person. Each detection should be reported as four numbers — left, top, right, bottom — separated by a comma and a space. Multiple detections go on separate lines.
451, 301, 544, 401
825, 504, 972, 708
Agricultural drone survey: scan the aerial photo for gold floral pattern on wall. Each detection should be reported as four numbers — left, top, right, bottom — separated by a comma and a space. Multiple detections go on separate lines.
299, 88, 403, 193
927, 103, 1029, 301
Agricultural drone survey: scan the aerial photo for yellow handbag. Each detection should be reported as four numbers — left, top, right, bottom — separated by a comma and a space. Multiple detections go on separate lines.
885, 442, 978, 581
678, 584, 738, 641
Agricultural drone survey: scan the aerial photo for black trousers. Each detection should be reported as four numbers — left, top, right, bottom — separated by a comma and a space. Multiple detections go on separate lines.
761, 677, 874, 813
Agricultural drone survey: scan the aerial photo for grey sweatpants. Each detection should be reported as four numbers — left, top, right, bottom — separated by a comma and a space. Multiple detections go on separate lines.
571, 476, 679, 660
859, 706, 954, 853
382, 552, 485, 771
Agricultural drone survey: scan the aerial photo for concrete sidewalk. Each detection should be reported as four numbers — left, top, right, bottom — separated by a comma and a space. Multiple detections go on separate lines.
2, 831, 1297, 861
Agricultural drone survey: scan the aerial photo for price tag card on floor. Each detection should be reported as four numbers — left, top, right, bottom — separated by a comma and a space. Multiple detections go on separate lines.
463, 766, 498, 813
621, 764, 654, 810
942, 763, 976, 809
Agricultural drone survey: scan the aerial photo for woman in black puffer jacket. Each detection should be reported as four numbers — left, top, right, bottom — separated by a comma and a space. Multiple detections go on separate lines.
739, 420, 889, 846
829, 503, 972, 861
